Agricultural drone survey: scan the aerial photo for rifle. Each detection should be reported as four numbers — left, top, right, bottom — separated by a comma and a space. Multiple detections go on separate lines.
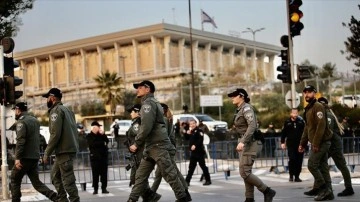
123, 132, 139, 171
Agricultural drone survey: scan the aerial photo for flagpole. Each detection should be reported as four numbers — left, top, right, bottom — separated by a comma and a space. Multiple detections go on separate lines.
188, 0, 195, 112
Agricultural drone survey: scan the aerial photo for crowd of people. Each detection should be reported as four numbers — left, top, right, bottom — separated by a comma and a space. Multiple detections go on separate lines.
8, 82, 359, 202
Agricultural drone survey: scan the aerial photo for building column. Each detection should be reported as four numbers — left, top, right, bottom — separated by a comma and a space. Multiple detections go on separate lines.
64, 52, 70, 87
251, 47, 258, 83
96, 46, 103, 73
132, 39, 139, 75
260, 53, 266, 81
34, 57, 40, 89
205, 43, 211, 75
80, 49, 87, 82
269, 55, 275, 80
240, 45, 247, 67
192, 40, 199, 71
229, 47, 235, 67
163, 35, 171, 72
217, 45, 223, 71
178, 38, 185, 70
49, 55, 55, 87
151, 36, 158, 73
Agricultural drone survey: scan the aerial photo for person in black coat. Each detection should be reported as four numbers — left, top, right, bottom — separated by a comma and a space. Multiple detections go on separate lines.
280, 108, 305, 182
185, 120, 211, 186
86, 121, 109, 195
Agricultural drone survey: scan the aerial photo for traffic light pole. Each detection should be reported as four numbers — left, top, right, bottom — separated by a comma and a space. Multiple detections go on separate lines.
0, 46, 10, 199
286, 0, 298, 109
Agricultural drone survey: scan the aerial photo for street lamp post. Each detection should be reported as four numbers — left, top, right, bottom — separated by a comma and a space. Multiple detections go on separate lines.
242, 27, 265, 84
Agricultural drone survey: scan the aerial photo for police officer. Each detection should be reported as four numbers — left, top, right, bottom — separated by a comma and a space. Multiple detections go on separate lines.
228, 88, 276, 202
318, 97, 354, 197
127, 80, 187, 202
151, 103, 191, 201
280, 108, 305, 182
185, 120, 211, 186
42, 88, 80, 202
10, 102, 58, 202
87, 121, 110, 194
125, 104, 143, 187
298, 86, 333, 201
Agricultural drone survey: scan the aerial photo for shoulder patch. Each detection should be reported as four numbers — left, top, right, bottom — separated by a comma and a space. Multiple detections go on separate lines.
133, 123, 139, 131
243, 106, 251, 112
143, 104, 151, 113
317, 112, 323, 119
51, 113, 58, 122
16, 123, 24, 132
244, 113, 254, 122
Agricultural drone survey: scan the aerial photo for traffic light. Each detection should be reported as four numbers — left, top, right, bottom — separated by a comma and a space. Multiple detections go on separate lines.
289, 0, 304, 37
277, 65, 291, 84
3, 56, 23, 105
297, 65, 312, 81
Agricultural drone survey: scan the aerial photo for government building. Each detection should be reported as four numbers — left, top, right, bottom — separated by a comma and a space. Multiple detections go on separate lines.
14, 23, 282, 114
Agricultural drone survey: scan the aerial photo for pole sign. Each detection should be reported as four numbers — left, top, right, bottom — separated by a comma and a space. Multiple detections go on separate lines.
200, 95, 223, 107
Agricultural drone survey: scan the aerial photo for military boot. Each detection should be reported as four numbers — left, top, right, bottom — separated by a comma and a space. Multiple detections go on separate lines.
304, 188, 320, 196
244, 198, 255, 202
185, 189, 192, 201
337, 187, 354, 197
263, 187, 276, 202
175, 197, 187, 202
314, 188, 333, 201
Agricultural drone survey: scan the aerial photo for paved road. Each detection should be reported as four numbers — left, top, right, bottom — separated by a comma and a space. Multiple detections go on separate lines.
3, 168, 360, 202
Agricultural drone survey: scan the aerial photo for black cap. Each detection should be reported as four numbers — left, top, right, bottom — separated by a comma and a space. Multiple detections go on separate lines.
318, 97, 328, 105
12, 102, 27, 111
227, 88, 248, 98
303, 85, 317, 93
42, 88, 63, 98
91, 121, 102, 127
126, 104, 141, 113
133, 80, 155, 93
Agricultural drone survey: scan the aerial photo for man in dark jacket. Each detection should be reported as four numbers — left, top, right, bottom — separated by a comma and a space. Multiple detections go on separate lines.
280, 108, 305, 182
42, 88, 80, 202
185, 120, 211, 186
87, 121, 109, 195
10, 102, 58, 202
299, 86, 333, 201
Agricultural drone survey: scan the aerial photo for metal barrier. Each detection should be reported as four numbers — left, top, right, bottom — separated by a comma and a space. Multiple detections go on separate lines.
17, 136, 360, 185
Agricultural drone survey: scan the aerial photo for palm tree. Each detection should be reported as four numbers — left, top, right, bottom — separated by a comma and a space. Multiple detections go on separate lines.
94, 70, 124, 114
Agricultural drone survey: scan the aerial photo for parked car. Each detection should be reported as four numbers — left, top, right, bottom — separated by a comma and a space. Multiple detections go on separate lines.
117, 120, 132, 136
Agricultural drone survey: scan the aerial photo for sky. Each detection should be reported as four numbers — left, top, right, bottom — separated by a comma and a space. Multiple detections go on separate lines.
12, 0, 360, 76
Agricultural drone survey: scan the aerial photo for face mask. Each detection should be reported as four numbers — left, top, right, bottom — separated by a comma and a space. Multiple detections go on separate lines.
47, 100, 53, 108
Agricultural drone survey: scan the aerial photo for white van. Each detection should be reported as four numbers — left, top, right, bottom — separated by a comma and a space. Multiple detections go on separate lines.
338, 95, 360, 108
172, 114, 228, 132
40, 126, 50, 143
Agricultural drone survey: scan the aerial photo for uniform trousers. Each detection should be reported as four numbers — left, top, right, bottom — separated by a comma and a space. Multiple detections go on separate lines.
90, 159, 108, 190
287, 147, 304, 179
11, 159, 56, 202
308, 141, 331, 190
129, 146, 186, 200
239, 141, 267, 199
151, 150, 188, 192
328, 134, 352, 189
51, 153, 79, 202
185, 153, 210, 183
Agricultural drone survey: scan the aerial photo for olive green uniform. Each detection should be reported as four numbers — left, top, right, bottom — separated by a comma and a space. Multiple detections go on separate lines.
128, 93, 186, 201
232, 102, 268, 199
11, 112, 57, 202
44, 101, 80, 202
127, 116, 143, 186
300, 99, 332, 191
151, 116, 188, 192
326, 110, 352, 189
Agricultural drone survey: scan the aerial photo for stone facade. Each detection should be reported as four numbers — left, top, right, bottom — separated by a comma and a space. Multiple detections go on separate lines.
14, 23, 282, 113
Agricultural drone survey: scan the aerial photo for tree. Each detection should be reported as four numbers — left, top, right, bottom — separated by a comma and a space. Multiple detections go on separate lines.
0, 0, 35, 38
342, 4, 360, 74
94, 70, 124, 114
